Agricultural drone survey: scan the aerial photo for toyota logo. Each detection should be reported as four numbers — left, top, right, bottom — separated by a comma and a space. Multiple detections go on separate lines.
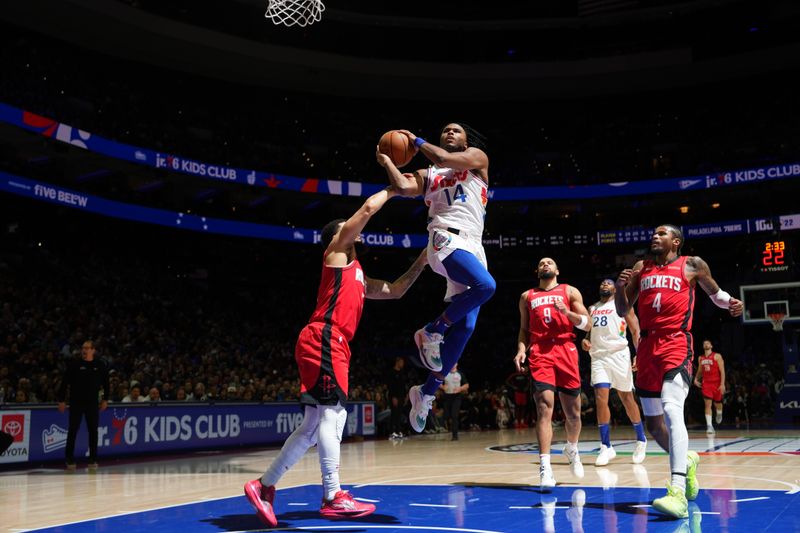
3, 420, 21, 437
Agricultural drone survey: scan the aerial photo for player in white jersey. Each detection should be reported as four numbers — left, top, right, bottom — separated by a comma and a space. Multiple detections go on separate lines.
579, 279, 647, 466
379, 123, 495, 433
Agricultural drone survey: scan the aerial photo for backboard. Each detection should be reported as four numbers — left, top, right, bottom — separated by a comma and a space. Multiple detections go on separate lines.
740, 281, 800, 325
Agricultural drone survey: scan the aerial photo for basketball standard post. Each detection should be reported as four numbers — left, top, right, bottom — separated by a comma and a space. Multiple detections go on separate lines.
742, 282, 800, 422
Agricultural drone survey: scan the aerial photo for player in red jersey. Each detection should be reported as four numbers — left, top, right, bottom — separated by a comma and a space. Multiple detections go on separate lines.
615, 225, 743, 518
514, 257, 590, 488
694, 339, 726, 434
244, 170, 429, 527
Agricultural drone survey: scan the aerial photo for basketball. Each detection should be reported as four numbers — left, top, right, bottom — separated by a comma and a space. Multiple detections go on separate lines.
378, 130, 415, 167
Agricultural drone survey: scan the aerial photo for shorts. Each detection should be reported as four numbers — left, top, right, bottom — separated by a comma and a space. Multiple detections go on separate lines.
528, 340, 581, 396
702, 383, 723, 402
590, 348, 634, 392
635, 330, 693, 398
296, 322, 350, 406
427, 228, 488, 302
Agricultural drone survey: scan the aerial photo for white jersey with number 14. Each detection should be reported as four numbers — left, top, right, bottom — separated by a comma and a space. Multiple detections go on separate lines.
424, 165, 488, 237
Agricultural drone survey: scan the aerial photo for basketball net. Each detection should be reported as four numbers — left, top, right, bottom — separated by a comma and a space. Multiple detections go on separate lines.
265, 0, 325, 27
768, 312, 786, 332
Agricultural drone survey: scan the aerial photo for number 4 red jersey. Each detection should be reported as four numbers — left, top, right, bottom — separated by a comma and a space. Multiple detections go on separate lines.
526, 284, 576, 343
637, 256, 695, 332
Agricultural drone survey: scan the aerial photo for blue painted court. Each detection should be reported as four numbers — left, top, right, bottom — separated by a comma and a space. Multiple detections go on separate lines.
27, 483, 800, 532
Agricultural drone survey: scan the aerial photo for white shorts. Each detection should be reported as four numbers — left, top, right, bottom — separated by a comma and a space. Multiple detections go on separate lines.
590, 348, 634, 391
427, 228, 488, 302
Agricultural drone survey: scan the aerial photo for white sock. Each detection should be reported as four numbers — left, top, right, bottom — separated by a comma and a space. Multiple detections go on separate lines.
262, 405, 320, 487
716, 409, 723, 425
671, 473, 687, 492
705, 414, 712, 427
662, 374, 689, 484
540, 454, 551, 470
318, 404, 348, 501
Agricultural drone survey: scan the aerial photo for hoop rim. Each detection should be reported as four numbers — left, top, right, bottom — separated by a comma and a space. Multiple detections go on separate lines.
768, 312, 786, 331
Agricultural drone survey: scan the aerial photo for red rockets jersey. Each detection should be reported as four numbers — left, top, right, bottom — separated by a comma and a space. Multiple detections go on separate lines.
526, 284, 576, 343
637, 256, 694, 332
699, 353, 722, 385
308, 259, 366, 342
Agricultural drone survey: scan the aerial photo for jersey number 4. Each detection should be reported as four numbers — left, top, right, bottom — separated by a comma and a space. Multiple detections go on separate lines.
652, 293, 662, 313
444, 184, 467, 206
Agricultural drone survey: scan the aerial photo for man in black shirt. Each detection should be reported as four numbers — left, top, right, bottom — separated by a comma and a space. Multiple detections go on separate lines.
58, 340, 109, 469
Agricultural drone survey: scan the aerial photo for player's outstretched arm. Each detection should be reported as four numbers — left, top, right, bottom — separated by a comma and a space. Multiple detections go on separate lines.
330, 187, 395, 255
365, 249, 428, 300
514, 291, 530, 371
615, 261, 643, 317
686, 256, 744, 317
376, 146, 426, 197
397, 130, 488, 175
556, 286, 591, 330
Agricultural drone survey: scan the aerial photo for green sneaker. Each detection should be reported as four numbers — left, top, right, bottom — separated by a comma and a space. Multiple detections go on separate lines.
685, 451, 700, 501
653, 482, 689, 519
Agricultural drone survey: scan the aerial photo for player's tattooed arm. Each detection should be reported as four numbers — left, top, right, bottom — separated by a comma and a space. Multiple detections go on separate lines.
376, 145, 426, 197
615, 260, 643, 317
365, 248, 428, 300
686, 256, 744, 317
514, 291, 531, 372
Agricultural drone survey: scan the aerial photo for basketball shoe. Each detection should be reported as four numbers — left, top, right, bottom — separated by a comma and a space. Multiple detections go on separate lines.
320, 490, 376, 519
408, 385, 435, 433
632, 440, 648, 464
652, 482, 688, 519
539, 464, 556, 489
685, 451, 700, 500
413, 328, 443, 372
595, 444, 616, 466
563, 444, 585, 478
244, 479, 277, 527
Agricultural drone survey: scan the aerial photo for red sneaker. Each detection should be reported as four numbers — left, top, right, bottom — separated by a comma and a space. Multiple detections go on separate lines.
244, 479, 277, 527
320, 490, 376, 519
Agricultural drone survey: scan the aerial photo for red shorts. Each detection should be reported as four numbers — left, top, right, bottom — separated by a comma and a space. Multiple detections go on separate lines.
528, 340, 581, 395
296, 322, 350, 406
702, 382, 723, 402
635, 330, 693, 397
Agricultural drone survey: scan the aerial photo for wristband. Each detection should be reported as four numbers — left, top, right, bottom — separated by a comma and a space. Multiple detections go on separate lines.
709, 289, 731, 309
413, 137, 427, 148
577, 315, 589, 330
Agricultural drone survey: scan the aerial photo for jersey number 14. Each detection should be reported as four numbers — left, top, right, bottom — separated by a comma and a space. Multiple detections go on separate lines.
444, 184, 467, 206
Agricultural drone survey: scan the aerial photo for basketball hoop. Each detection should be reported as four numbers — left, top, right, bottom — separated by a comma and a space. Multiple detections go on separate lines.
265, 0, 325, 27
768, 312, 786, 332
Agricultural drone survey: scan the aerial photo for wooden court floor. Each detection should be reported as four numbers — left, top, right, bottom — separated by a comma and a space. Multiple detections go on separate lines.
2, 427, 799, 532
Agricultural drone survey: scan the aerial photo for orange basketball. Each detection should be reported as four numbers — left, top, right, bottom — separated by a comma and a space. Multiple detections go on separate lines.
378, 130, 415, 167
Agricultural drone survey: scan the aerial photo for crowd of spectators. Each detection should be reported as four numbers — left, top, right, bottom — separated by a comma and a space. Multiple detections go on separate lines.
0, 205, 789, 437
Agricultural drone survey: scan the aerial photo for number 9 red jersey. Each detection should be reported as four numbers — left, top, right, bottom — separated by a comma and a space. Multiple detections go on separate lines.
526, 284, 576, 344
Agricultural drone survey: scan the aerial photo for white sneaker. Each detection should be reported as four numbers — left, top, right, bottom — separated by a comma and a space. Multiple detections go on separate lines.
632, 440, 647, 464
706, 426, 715, 435
408, 385, 434, 433
540, 465, 557, 488
413, 328, 443, 372
563, 445, 585, 478
595, 444, 617, 466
